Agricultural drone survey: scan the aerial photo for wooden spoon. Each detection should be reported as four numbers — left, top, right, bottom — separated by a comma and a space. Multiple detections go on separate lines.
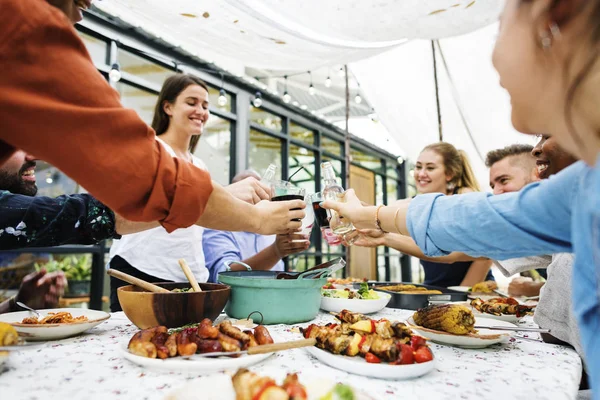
178, 258, 202, 292
107, 269, 169, 293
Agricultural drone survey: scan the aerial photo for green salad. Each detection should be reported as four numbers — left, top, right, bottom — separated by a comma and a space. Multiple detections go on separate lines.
319, 383, 356, 400
322, 282, 379, 300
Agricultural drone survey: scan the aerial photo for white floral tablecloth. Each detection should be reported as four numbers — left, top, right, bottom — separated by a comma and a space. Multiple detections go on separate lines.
0, 309, 582, 400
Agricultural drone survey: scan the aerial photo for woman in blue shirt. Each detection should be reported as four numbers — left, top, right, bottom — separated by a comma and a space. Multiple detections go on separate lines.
323, 0, 600, 396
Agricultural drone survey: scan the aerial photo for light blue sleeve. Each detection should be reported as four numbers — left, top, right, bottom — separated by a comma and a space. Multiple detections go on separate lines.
407, 162, 585, 260
202, 229, 243, 283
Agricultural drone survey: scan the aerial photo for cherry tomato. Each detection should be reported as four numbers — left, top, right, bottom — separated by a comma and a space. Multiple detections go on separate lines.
398, 344, 414, 365
414, 346, 433, 363
365, 352, 381, 363
410, 335, 426, 351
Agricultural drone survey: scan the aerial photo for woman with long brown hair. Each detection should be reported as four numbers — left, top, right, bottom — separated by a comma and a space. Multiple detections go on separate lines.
108, 74, 272, 311
356, 142, 492, 288
323, 0, 600, 391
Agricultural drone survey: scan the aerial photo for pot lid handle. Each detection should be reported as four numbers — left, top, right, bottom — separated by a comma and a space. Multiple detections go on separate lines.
224, 260, 253, 271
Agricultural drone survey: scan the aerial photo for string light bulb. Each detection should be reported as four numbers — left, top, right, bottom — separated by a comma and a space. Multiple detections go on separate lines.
283, 75, 291, 103
252, 91, 263, 108
217, 73, 228, 107
368, 108, 378, 122
109, 63, 121, 82
45, 171, 53, 184
218, 89, 228, 107
324, 76, 332, 87
338, 67, 345, 77
308, 71, 316, 95
354, 93, 362, 104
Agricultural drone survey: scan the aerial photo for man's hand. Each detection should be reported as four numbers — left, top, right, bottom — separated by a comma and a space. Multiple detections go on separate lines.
225, 177, 271, 204
353, 229, 387, 248
15, 269, 67, 309
508, 277, 544, 297
254, 200, 305, 234
273, 233, 310, 258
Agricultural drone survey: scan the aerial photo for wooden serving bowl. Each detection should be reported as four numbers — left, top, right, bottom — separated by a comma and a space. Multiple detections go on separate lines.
117, 282, 230, 329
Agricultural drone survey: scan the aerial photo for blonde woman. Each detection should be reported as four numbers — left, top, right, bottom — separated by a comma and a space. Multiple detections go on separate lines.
357, 143, 492, 288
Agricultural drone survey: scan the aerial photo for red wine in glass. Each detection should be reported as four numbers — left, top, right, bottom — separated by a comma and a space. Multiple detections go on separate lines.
272, 194, 304, 221
312, 201, 329, 228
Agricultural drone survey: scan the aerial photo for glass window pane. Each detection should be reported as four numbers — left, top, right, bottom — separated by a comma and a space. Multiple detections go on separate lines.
289, 122, 314, 145
118, 49, 174, 86
390, 250, 403, 282
249, 130, 282, 178
287, 255, 316, 273
249, 107, 283, 132
387, 165, 399, 180
117, 83, 158, 124
194, 115, 231, 185
289, 145, 316, 194
387, 176, 398, 203
78, 32, 107, 65
321, 135, 342, 156
407, 163, 417, 198
351, 148, 383, 173
208, 86, 232, 114
375, 175, 384, 205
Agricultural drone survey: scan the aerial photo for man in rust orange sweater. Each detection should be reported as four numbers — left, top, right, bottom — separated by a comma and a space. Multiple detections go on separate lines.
0, 0, 304, 235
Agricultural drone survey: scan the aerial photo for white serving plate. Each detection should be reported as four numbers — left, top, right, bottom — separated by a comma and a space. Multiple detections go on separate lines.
0, 308, 110, 341
122, 343, 273, 374
470, 309, 522, 323
320, 292, 391, 314
305, 346, 435, 380
165, 372, 374, 400
406, 316, 513, 349
0, 351, 8, 368
447, 286, 471, 293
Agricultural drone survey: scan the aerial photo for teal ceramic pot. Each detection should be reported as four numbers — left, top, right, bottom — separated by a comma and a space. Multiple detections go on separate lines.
218, 271, 326, 325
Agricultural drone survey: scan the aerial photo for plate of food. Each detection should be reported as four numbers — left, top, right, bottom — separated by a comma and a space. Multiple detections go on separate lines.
0, 308, 110, 341
406, 304, 513, 349
447, 286, 471, 293
324, 277, 367, 290
123, 318, 278, 373
320, 283, 391, 314
301, 310, 435, 380
469, 297, 535, 322
165, 369, 373, 400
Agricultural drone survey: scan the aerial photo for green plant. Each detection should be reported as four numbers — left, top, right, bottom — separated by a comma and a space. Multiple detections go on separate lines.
35, 254, 92, 281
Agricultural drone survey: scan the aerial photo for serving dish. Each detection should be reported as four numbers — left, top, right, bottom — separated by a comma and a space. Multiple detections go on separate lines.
406, 316, 513, 349
218, 259, 345, 325
320, 290, 391, 314
369, 282, 467, 310
118, 282, 230, 329
165, 370, 373, 400
0, 308, 110, 341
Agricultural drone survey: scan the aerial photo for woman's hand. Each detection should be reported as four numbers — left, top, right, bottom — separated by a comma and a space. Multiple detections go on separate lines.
225, 177, 271, 204
354, 229, 387, 248
254, 200, 305, 235
321, 189, 377, 230
273, 233, 310, 258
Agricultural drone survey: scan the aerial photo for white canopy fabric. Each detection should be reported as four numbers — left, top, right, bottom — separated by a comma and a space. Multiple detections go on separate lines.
350, 23, 534, 191
94, 0, 502, 71
93, 0, 523, 190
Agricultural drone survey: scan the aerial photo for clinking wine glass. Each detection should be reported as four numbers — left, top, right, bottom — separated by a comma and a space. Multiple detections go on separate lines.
271, 180, 306, 223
